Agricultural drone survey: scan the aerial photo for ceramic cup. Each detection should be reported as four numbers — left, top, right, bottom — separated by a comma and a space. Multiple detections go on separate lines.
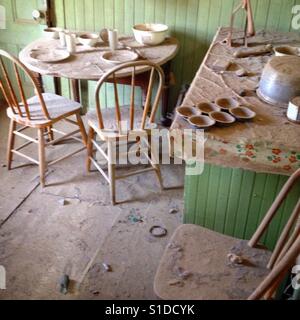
65, 33, 76, 53
287, 97, 300, 123
59, 31, 66, 47
108, 29, 118, 51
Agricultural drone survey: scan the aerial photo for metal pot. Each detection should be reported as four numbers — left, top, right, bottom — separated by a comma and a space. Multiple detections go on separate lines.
257, 56, 300, 106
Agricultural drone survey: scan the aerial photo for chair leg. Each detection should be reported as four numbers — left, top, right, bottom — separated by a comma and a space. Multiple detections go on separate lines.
76, 113, 87, 146
108, 142, 116, 205
7, 119, 16, 170
46, 125, 54, 142
108, 163, 116, 205
86, 127, 95, 172
154, 164, 164, 191
38, 128, 46, 187
150, 144, 164, 191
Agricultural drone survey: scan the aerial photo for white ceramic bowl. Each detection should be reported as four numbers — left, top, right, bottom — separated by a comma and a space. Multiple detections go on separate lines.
188, 115, 216, 130
229, 106, 256, 121
133, 23, 168, 46
78, 33, 99, 47
209, 111, 236, 126
176, 106, 199, 119
274, 46, 300, 57
43, 27, 63, 40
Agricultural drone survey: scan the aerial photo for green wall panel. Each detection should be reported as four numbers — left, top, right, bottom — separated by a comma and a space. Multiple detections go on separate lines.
184, 164, 300, 250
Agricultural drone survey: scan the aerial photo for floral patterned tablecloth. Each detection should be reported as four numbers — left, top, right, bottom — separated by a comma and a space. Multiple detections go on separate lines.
172, 27, 300, 175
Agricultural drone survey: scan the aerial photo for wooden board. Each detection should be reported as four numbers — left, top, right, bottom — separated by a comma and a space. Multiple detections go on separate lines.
184, 163, 300, 250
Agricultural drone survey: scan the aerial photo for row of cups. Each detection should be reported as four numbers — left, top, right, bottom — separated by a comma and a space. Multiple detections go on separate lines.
43, 27, 119, 53
176, 97, 256, 129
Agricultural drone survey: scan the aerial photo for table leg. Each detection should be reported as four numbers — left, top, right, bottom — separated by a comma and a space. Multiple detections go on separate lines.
71, 79, 81, 103
162, 62, 171, 117
54, 77, 62, 96
161, 62, 172, 127
33, 72, 45, 93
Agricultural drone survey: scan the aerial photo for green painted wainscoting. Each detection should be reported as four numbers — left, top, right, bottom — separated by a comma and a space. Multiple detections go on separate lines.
184, 164, 300, 250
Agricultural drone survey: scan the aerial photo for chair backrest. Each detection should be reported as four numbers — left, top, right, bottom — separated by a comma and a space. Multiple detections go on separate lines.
94, 60, 165, 132
247, 168, 300, 299
0, 49, 50, 121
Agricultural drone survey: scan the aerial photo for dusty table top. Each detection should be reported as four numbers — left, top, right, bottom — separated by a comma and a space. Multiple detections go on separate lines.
19, 35, 179, 80
172, 27, 300, 175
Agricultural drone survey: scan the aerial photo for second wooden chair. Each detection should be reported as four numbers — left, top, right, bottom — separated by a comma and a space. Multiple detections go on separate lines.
86, 60, 165, 205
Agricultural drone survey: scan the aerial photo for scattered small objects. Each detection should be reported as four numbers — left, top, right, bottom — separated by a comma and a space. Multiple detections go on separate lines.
58, 198, 69, 206
233, 44, 273, 58
227, 253, 244, 265
235, 68, 247, 77
168, 279, 184, 287
59, 274, 70, 295
168, 242, 183, 252
102, 263, 112, 272
88, 201, 104, 208
169, 208, 178, 215
128, 209, 143, 224
211, 59, 231, 73
150, 226, 168, 238
175, 266, 192, 280
92, 290, 100, 296
178, 270, 191, 280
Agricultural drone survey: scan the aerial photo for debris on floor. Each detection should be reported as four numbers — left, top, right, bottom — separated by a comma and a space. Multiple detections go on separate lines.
150, 226, 168, 238
227, 253, 244, 265
127, 209, 144, 224
59, 274, 70, 295
58, 198, 70, 206
102, 263, 112, 272
169, 208, 178, 215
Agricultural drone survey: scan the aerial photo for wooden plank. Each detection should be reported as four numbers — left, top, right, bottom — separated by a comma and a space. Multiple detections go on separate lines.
184, 164, 300, 249
84, 0, 95, 31
224, 168, 243, 236
213, 168, 232, 234
144, 0, 155, 23
266, 0, 283, 31
254, 0, 271, 30
154, 0, 166, 23
244, 173, 268, 240
181, 0, 200, 83
134, 0, 145, 24
204, 166, 222, 230
234, 170, 255, 239
277, 0, 296, 32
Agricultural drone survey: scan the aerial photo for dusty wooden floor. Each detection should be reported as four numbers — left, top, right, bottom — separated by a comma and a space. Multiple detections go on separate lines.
0, 107, 184, 300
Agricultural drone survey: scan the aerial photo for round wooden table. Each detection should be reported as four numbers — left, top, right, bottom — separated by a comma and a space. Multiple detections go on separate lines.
19, 35, 180, 122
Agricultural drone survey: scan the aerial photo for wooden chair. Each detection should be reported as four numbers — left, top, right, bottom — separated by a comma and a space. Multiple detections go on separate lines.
0, 50, 87, 187
154, 168, 300, 300
86, 60, 165, 205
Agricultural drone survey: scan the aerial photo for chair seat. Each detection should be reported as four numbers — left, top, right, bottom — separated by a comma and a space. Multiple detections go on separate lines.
154, 224, 272, 300
87, 106, 156, 140
7, 93, 81, 127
